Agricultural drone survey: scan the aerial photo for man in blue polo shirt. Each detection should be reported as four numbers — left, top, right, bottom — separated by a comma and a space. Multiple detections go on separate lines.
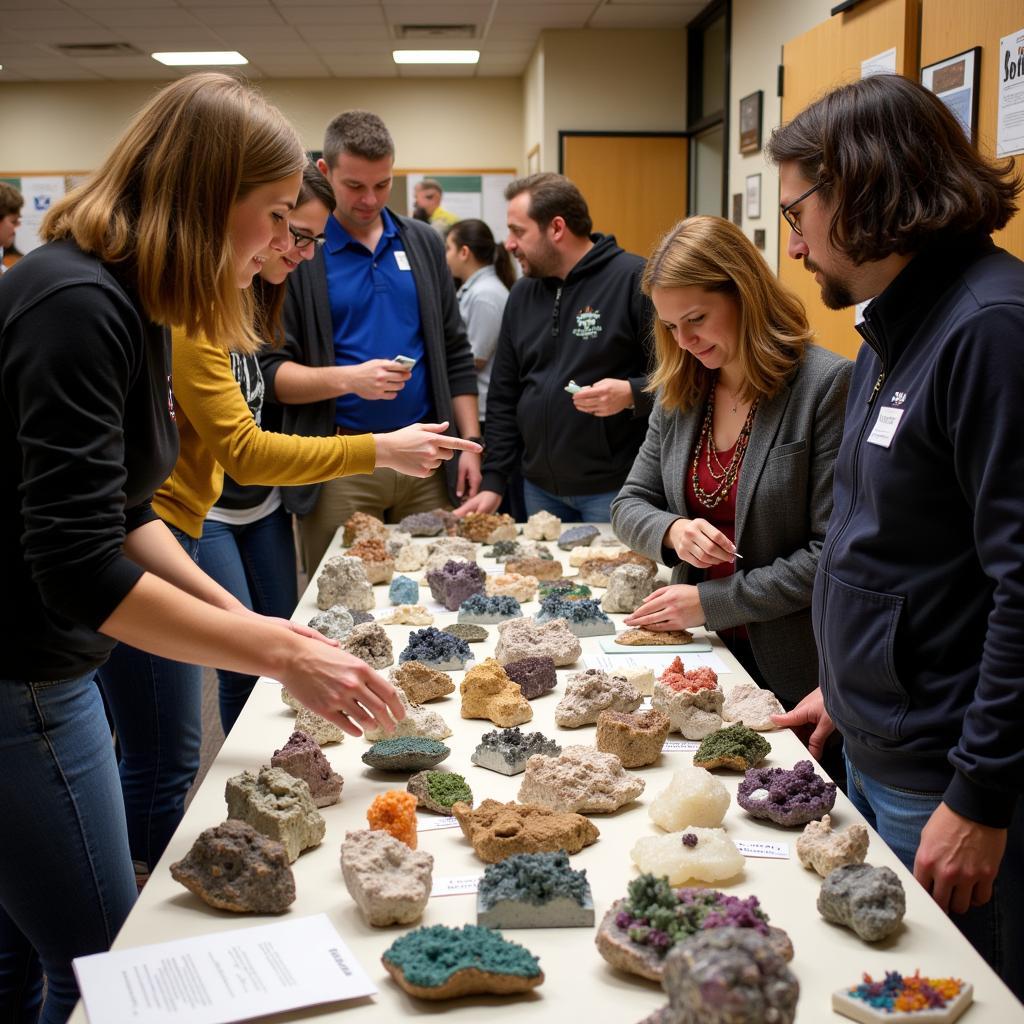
262, 111, 482, 572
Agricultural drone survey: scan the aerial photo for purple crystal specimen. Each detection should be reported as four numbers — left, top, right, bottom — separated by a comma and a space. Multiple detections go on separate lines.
425, 559, 486, 611
737, 759, 836, 827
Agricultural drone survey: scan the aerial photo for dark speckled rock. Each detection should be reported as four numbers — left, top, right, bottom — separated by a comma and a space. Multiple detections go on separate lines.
443, 622, 489, 643
557, 525, 600, 550
504, 656, 557, 699
362, 737, 451, 772
270, 730, 343, 807
426, 559, 487, 611
817, 863, 905, 941
471, 727, 561, 775
737, 760, 836, 826
458, 593, 523, 624
399, 512, 445, 536
477, 851, 593, 928
399, 627, 472, 670
535, 596, 614, 637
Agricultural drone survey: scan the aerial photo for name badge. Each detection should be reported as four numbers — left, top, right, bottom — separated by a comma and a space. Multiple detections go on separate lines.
866, 406, 904, 448
394, 250, 411, 271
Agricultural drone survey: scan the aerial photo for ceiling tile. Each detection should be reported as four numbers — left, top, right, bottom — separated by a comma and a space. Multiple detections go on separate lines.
83, 9, 205, 29
3, 9, 101, 29
74, 55, 180, 77
5, 58, 102, 79
8, 27, 124, 45
62, 0, 180, 7
395, 62, 476, 77
490, 5, 592, 27
384, 4, 489, 26
589, 4, 695, 27
189, 6, 288, 27
0, 0, 67, 9
278, 4, 389, 23
320, 53, 397, 74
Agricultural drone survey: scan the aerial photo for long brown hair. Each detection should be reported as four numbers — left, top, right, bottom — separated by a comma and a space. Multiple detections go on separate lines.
643, 216, 812, 412
42, 72, 306, 354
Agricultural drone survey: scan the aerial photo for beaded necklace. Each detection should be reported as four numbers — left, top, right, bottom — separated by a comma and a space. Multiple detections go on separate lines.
690, 384, 758, 509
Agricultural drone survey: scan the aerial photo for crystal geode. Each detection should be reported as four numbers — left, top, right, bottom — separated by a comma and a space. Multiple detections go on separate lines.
460, 658, 533, 727
817, 863, 906, 942
535, 596, 615, 637
399, 627, 472, 670
341, 828, 433, 927
630, 828, 745, 885
495, 617, 582, 666
458, 593, 523, 624
796, 814, 870, 877
477, 851, 594, 929
555, 668, 643, 728
737, 760, 836, 826
316, 555, 374, 611
471, 727, 561, 775
426, 559, 487, 611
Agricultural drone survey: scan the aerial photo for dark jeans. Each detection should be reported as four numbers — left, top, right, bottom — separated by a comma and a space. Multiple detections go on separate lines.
522, 479, 619, 523
0, 674, 137, 1023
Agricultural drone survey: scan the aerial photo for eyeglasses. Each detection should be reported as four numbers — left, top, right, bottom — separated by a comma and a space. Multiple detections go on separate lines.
780, 181, 822, 236
288, 225, 326, 250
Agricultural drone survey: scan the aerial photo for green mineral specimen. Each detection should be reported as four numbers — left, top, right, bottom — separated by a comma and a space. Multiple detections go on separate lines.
693, 723, 771, 770
478, 851, 590, 909
424, 771, 472, 809
538, 580, 592, 601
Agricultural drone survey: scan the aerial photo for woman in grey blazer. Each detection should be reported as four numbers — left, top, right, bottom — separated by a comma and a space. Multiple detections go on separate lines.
611, 217, 852, 707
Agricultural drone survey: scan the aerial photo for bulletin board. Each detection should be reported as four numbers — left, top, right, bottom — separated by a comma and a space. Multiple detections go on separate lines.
398, 171, 517, 244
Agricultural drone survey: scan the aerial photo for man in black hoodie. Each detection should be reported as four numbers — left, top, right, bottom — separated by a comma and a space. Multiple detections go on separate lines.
454, 173, 653, 522
769, 75, 1024, 998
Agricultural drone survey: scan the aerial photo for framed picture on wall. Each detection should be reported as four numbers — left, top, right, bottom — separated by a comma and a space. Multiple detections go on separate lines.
739, 90, 763, 154
921, 47, 980, 145
745, 173, 761, 219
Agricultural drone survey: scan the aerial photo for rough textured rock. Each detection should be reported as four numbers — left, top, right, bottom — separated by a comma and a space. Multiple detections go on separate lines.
517, 745, 645, 813
601, 564, 658, 613
170, 820, 296, 913
316, 555, 374, 611
388, 574, 420, 605
486, 572, 539, 603
366, 789, 419, 848
363, 688, 452, 743
399, 627, 472, 670
648, 767, 731, 831
460, 658, 533, 727
442, 622, 488, 643
343, 511, 389, 546
494, 616, 582, 666
341, 828, 433, 926
568, 542, 625, 567
425, 559, 486, 611
407, 769, 473, 813
578, 553, 658, 587
722, 682, 785, 731
390, 661, 455, 703
281, 686, 302, 711
484, 517, 518, 543
504, 656, 557, 700
651, 680, 725, 740
339, 621, 394, 669
423, 537, 477, 574
505, 556, 565, 580
660, 658, 719, 692
471, 727, 562, 775
631, 828, 745, 885
796, 814, 870, 877
692, 723, 772, 771
362, 737, 450, 772
393, 541, 429, 572
428, 507, 460, 537
381, 925, 544, 1000
385, 530, 412, 556
637, 928, 799, 1024
596, 708, 671, 767
294, 706, 346, 746
817, 863, 906, 942
477, 851, 594, 929
307, 605, 354, 641
737, 760, 837, 826
399, 511, 445, 537
617, 664, 657, 695
452, 799, 600, 863
457, 511, 515, 542
225, 767, 325, 862
523, 509, 561, 540
538, 579, 592, 601
557, 524, 600, 550
270, 730, 343, 807
347, 538, 395, 584
555, 668, 643, 727
457, 593, 523, 624
380, 604, 434, 626
616, 627, 694, 647
483, 539, 525, 563
535, 596, 615, 637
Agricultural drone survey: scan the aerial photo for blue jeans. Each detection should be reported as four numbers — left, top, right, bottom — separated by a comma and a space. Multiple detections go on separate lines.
0, 674, 137, 1023
96, 526, 202, 872
845, 755, 1024, 1001
522, 479, 619, 523
197, 507, 298, 732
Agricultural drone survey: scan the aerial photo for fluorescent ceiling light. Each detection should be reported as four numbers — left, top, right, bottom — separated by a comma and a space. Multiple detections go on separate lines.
152, 51, 248, 66
392, 49, 480, 64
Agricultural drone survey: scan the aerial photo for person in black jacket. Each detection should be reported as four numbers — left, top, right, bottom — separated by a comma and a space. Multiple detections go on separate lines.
454, 173, 654, 523
768, 74, 1024, 998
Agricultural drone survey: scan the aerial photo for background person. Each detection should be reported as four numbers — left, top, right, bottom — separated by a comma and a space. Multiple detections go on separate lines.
414, 176, 459, 235
0, 182, 22, 271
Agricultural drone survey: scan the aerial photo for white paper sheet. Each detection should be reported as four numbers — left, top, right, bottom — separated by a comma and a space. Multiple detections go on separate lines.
998, 27, 1024, 157
861, 47, 897, 78
431, 874, 481, 897
585, 652, 731, 674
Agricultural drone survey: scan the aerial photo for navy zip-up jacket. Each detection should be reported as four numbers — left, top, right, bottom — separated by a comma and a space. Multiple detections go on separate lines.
814, 233, 1024, 828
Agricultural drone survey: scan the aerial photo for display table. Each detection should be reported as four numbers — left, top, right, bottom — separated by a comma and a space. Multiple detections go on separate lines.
70, 526, 1024, 1023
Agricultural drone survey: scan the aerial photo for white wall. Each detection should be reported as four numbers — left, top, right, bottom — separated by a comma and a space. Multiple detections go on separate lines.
522, 38, 545, 171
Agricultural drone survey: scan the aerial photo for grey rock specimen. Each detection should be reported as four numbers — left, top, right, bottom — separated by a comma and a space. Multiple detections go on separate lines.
385, 530, 412, 556
442, 622, 488, 642
737, 760, 837, 827
340, 828, 433, 926
399, 511, 445, 536
457, 593, 523, 624
555, 668, 643, 728
361, 737, 451, 772
721, 682, 785, 731
557, 524, 600, 550
504, 656, 558, 699
494, 616, 582, 666
426, 559, 487, 611
294, 706, 346, 746
389, 574, 420, 605
477, 851, 594, 929
407, 769, 473, 813
170, 819, 296, 913
270, 729, 343, 807
817, 863, 906, 942
517, 745, 645, 813
423, 537, 477, 574
523, 509, 561, 540
596, 708, 672, 768
471, 727, 562, 775
796, 814, 870, 877
350, 609, 374, 625
535, 596, 615, 637
389, 660, 455, 703
363, 687, 452, 743
316, 556, 374, 611
307, 604, 354, 641
340, 621, 394, 669
578, 553, 658, 587
399, 627, 472, 670
601, 564, 658, 614
652, 680, 726, 740
638, 928, 799, 1024
224, 767, 325, 862
485, 539, 553, 563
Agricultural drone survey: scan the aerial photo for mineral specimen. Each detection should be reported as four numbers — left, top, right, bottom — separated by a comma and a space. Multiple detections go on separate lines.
399, 511, 445, 537
385, 529, 412, 555
307, 604, 354, 641
818, 863, 906, 942
477, 851, 594, 929
270, 729, 343, 807
577, 553, 658, 587
596, 708, 672, 768
557, 524, 600, 550
517, 745, 645, 813
350, 610, 374, 625
452, 799, 600, 863
737, 760, 837, 826
648, 766, 731, 831
796, 814, 870, 877
460, 658, 533, 727
407, 769, 473, 813
362, 737, 451, 772
722, 682, 785, 731
224, 767, 325, 862
363, 687, 451, 743
651, 678, 725, 740
471, 727, 562, 775
427, 507, 460, 537
280, 686, 302, 711
294, 706, 346, 746
692, 723, 771, 771
568, 542, 626, 567
316, 556, 374, 611
170, 820, 296, 913
538, 579, 592, 601
833, 971, 971, 1022
503, 655, 557, 699
484, 539, 545, 563
458, 511, 516, 542
399, 627, 472, 670
442, 622, 488, 642
601, 563, 658, 613
457, 593, 523, 624
426, 559, 486, 611
616, 664, 657, 695
389, 660, 455, 703
382, 925, 544, 1000
380, 604, 434, 626
393, 541, 429, 572
339, 621, 393, 669
388, 574, 420, 605
485, 572, 539, 603
630, 828, 745, 885
555, 668, 643, 728
423, 537, 477, 574
347, 538, 395, 584
366, 789, 419, 848
494, 616, 582, 666
505, 556, 564, 580
616, 627, 694, 647
342, 511, 388, 546
535, 596, 615, 637
340, 828, 433, 926
523, 509, 561, 540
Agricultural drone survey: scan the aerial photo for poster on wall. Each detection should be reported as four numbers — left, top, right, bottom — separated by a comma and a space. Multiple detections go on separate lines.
998, 27, 1024, 157
922, 47, 980, 144
861, 47, 897, 78
17, 176, 66, 254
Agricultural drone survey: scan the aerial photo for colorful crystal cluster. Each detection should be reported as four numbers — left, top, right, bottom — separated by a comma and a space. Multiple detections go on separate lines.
659, 657, 719, 692
846, 971, 963, 1012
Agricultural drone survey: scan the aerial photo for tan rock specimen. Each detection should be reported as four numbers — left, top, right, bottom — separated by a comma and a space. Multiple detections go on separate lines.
486, 572, 539, 604
796, 814, 870, 877
389, 660, 455, 703
595, 708, 671, 767
379, 604, 434, 626
451, 799, 600, 863
423, 536, 477, 574
568, 543, 626, 567
651, 680, 725, 739
340, 621, 394, 669
347, 538, 395, 584
517, 745, 645, 813
281, 686, 302, 711
555, 668, 642, 728
523, 509, 561, 541
225, 767, 325, 862
343, 511, 388, 546
577, 553, 658, 587
600, 564, 658, 614
458, 512, 514, 542
316, 555, 374, 611
616, 627, 694, 647
340, 828, 433, 926
364, 687, 452, 743
494, 616, 582, 666
294, 706, 346, 746
460, 658, 533, 727
393, 541, 429, 572
505, 556, 564, 581
722, 682, 785, 731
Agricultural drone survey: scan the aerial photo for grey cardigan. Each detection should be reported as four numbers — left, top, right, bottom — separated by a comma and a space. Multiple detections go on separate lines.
260, 211, 478, 516
610, 344, 852, 704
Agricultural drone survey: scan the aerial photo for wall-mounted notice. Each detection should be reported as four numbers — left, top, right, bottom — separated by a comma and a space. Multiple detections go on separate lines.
16, 176, 65, 254
998, 27, 1024, 157
861, 47, 897, 78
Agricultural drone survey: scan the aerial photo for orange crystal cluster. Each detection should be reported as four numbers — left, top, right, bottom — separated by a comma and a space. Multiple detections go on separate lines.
367, 790, 419, 849
659, 657, 719, 693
